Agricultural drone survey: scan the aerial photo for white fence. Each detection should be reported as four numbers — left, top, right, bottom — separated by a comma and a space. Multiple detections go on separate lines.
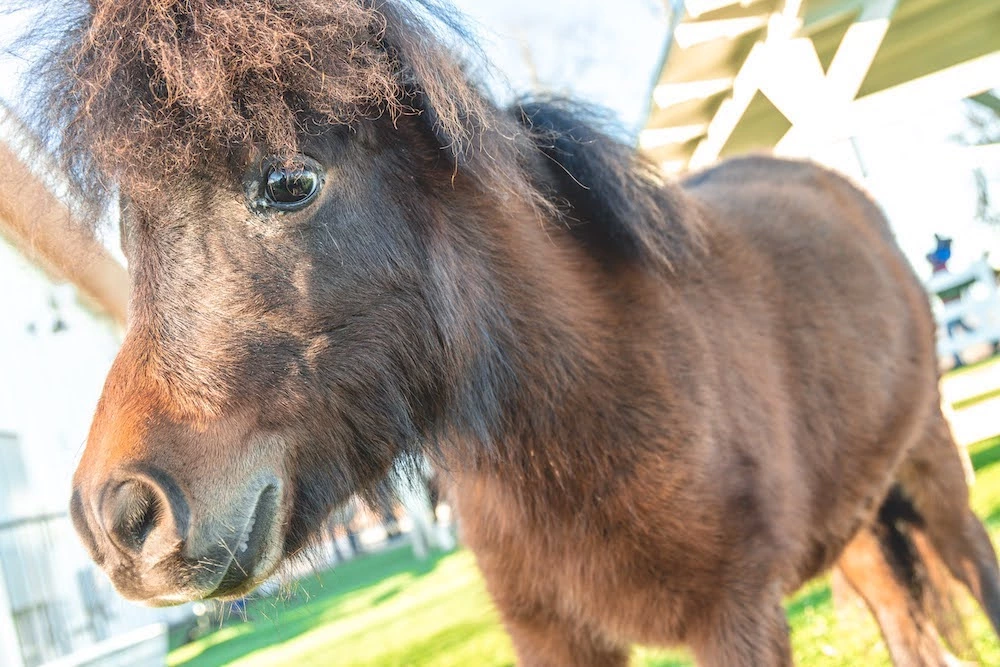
0, 513, 175, 667
0, 513, 78, 667
41, 624, 167, 667
927, 258, 1000, 362
0, 431, 186, 667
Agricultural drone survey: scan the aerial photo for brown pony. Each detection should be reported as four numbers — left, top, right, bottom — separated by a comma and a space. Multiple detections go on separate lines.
36, 0, 1000, 663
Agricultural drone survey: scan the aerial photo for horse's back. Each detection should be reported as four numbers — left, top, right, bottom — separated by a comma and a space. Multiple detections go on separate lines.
681, 155, 934, 402
679, 155, 940, 581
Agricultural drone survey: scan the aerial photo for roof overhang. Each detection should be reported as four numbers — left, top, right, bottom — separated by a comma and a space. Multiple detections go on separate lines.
0, 109, 128, 326
642, 0, 1000, 172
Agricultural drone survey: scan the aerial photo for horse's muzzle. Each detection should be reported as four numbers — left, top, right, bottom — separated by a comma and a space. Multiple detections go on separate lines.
70, 466, 285, 605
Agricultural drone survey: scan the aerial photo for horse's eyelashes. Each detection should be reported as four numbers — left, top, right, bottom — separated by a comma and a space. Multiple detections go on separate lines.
251, 155, 325, 213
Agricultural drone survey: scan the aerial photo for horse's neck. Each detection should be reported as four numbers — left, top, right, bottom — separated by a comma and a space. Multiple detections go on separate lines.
445, 202, 679, 504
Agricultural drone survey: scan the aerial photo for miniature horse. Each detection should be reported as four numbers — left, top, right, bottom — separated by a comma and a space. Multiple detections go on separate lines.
42, 0, 999, 663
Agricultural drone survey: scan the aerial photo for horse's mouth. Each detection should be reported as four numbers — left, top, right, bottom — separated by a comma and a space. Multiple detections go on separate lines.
206, 485, 284, 599
140, 484, 286, 606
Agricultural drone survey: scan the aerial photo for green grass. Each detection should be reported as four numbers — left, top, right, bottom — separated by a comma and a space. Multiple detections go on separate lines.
168, 547, 514, 667
171, 436, 1000, 667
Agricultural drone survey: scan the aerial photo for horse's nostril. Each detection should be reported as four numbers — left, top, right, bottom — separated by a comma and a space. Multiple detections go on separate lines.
104, 480, 162, 553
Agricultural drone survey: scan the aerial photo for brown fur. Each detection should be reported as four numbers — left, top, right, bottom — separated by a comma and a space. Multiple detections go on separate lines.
34, 0, 1000, 663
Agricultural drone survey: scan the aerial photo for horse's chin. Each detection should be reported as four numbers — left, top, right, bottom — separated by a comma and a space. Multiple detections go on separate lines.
138, 540, 286, 606
208, 537, 287, 601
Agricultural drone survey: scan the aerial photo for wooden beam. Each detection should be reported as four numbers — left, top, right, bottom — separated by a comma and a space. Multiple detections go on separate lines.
660, 159, 690, 173
688, 43, 767, 167
684, 0, 746, 18
802, 52, 1000, 147
640, 123, 710, 149
688, 0, 805, 168
757, 37, 830, 126
672, 15, 769, 48
774, 0, 898, 155
652, 77, 735, 109
825, 0, 898, 101
0, 138, 128, 326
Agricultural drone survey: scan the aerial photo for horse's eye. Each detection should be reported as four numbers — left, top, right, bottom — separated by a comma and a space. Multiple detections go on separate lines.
258, 156, 323, 211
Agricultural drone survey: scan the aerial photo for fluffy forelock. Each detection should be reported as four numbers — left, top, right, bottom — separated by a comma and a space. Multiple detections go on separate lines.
37, 0, 498, 208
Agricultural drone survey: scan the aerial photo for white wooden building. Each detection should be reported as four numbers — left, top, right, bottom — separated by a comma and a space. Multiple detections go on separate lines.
0, 105, 185, 667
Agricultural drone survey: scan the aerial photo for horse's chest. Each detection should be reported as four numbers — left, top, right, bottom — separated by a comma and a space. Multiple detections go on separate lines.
452, 475, 714, 645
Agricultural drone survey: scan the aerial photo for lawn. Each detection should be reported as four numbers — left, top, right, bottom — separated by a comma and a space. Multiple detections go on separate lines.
170, 435, 1000, 667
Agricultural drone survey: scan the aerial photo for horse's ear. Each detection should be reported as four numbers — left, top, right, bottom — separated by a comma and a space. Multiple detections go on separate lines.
378, 2, 487, 163
401, 80, 460, 158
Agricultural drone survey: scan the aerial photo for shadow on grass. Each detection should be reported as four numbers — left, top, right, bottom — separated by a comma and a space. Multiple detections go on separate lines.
971, 437, 1000, 474
171, 545, 449, 667
370, 583, 404, 606
786, 583, 832, 619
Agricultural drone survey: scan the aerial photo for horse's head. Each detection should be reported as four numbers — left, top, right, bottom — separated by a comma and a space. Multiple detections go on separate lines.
59, 0, 529, 604
73, 127, 453, 603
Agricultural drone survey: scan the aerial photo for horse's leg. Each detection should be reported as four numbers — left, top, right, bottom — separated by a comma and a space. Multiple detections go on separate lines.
688, 588, 792, 667
910, 525, 977, 658
836, 522, 954, 666
896, 411, 1000, 638
498, 606, 628, 667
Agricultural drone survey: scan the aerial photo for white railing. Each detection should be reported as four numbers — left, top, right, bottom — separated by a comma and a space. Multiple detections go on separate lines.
0, 513, 77, 667
927, 257, 1000, 361
40, 624, 167, 667
0, 512, 176, 667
